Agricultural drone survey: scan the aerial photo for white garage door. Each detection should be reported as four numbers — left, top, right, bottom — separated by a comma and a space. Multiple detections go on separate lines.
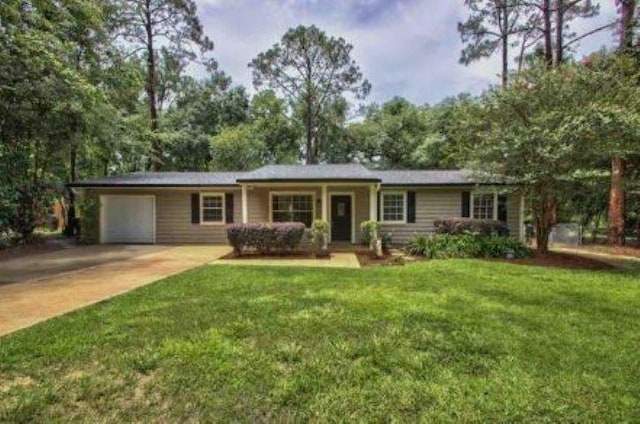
100, 195, 155, 243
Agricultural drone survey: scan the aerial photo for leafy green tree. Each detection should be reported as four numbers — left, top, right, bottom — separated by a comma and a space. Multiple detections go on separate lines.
210, 125, 266, 171
250, 90, 300, 164
249, 25, 370, 163
448, 65, 594, 252
111, 0, 214, 170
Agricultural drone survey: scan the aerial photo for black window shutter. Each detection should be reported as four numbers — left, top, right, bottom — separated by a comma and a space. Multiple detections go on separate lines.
191, 193, 200, 224
461, 191, 471, 218
407, 191, 416, 223
498, 194, 507, 222
377, 192, 381, 221
225, 193, 234, 223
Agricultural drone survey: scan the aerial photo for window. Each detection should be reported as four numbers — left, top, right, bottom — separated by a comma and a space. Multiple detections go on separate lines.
473, 193, 494, 220
271, 193, 314, 227
382, 192, 405, 223
201, 193, 224, 223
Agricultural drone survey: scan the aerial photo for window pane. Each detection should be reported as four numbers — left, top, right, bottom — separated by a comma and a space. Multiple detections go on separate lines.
383, 194, 404, 221
203, 208, 222, 222
202, 195, 223, 222
203, 196, 222, 208
473, 194, 494, 220
272, 194, 313, 226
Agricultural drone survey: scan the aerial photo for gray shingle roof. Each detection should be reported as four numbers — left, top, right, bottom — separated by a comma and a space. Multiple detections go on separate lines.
375, 169, 476, 186
68, 172, 243, 187
69, 166, 480, 187
237, 164, 379, 182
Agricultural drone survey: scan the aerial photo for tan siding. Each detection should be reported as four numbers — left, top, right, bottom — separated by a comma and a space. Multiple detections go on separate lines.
380, 189, 461, 244
91, 188, 239, 244
380, 189, 523, 244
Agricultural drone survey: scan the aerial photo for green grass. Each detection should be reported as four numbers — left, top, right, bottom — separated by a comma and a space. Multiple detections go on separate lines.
1, 261, 639, 422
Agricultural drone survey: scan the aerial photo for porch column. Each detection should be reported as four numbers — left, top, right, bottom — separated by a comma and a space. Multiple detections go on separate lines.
493, 191, 498, 220
241, 184, 248, 224
321, 184, 328, 221
369, 184, 377, 221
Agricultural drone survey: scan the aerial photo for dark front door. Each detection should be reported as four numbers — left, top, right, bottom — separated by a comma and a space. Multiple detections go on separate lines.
331, 195, 352, 242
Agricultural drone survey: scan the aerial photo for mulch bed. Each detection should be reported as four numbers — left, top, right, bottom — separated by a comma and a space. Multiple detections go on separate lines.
578, 244, 640, 259
220, 250, 330, 260
356, 251, 406, 267
490, 250, 615, 270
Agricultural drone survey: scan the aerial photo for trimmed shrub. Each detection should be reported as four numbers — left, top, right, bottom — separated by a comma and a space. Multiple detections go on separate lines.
360, 220, 392, 252
434, 218, 509, 237
310, 220, 329, 251
360, 220, 379, 248
405, 234, 529, 259
227, 222, 306, 255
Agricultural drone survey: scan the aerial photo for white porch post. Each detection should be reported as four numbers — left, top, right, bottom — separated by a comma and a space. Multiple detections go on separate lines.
369, 184, 377, 221
493, 191, 499, 220
241, 184, 248, 224
321, 184, 328, 221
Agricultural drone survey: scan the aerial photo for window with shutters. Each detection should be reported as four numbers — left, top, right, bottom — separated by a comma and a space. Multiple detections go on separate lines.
200, 193, 225, 224
270, 192, 315, 227
473, 193, 495, 220
381, 192, 406, 223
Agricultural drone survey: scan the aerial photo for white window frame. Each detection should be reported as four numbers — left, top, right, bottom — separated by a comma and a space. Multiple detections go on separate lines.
381, 191, 407, 224
471, 191, 498, 220
200, 192, 225, 225
269, 191, 316, 228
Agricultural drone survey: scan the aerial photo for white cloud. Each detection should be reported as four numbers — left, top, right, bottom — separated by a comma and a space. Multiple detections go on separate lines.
194, 0, 619, 104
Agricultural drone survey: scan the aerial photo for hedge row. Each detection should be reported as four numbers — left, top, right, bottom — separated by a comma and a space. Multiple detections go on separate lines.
405, 234, 529, 259
226, 223, 306, 255
434, 218, 509, 237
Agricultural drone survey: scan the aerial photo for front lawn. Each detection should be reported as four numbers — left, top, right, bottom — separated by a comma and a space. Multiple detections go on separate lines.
1, 261, 639, 422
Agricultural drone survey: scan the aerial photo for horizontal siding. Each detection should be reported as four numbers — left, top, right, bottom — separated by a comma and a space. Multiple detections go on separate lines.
380, 189, 523, 244
380, 189, 461, 244
89, 188, 240, 244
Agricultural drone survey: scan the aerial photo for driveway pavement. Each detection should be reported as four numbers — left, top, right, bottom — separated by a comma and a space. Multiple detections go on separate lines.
0, 245, 231, 336
0, 244, 168, 284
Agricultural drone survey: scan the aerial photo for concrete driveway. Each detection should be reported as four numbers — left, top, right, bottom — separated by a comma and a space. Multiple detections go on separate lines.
0, 244, 168, 284
0, 245, 231, 336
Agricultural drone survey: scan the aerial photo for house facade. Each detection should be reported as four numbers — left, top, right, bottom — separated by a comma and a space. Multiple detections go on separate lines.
70, 164, 524, 245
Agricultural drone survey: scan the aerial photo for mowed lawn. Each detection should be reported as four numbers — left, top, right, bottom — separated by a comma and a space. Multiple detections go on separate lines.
1, 261, 639, 422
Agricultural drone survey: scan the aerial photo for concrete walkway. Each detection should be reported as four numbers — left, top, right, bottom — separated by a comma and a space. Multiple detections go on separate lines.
0, 245, 230, 337
213, 252, 360, 269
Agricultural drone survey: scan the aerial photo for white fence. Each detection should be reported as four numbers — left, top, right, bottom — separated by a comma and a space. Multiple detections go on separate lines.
549, 223, 582, 247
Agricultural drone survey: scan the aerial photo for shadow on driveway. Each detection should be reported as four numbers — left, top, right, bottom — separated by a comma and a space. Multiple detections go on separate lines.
0, 244, 169, 284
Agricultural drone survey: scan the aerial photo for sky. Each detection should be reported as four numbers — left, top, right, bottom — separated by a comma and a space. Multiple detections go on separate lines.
195, 0, 620, 105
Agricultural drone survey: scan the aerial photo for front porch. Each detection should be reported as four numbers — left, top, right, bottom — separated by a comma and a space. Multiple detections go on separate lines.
238, 182, 379, 244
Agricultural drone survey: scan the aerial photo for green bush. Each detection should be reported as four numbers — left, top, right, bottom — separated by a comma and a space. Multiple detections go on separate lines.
310, 219, 329, 250
405, 234, 529, 259
78, 195, 100, 244
360, 220, 379, 248
434, 218, 509, 237
227, 222, 306, 255
360, 220, 392, 251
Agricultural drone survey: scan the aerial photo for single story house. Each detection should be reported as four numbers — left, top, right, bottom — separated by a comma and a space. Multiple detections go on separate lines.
69, 164, 524, 245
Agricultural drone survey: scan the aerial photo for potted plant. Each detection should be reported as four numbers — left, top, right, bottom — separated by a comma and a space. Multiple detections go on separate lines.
311, 220, 330, 258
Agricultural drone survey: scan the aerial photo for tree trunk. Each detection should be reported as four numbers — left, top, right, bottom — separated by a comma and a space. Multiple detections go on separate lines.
608, 157, 626, 246
533, 197, 555, 253
64, 147, 77, 237
554, 0, 564, 65
305, 95, 316, 164
606, 0, 636, 246
144, 0, 161, 171
542, 0, 553, 67
500, 2, 509, 88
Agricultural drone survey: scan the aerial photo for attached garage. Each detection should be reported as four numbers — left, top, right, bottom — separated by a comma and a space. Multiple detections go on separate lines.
100, 195, 155, 244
